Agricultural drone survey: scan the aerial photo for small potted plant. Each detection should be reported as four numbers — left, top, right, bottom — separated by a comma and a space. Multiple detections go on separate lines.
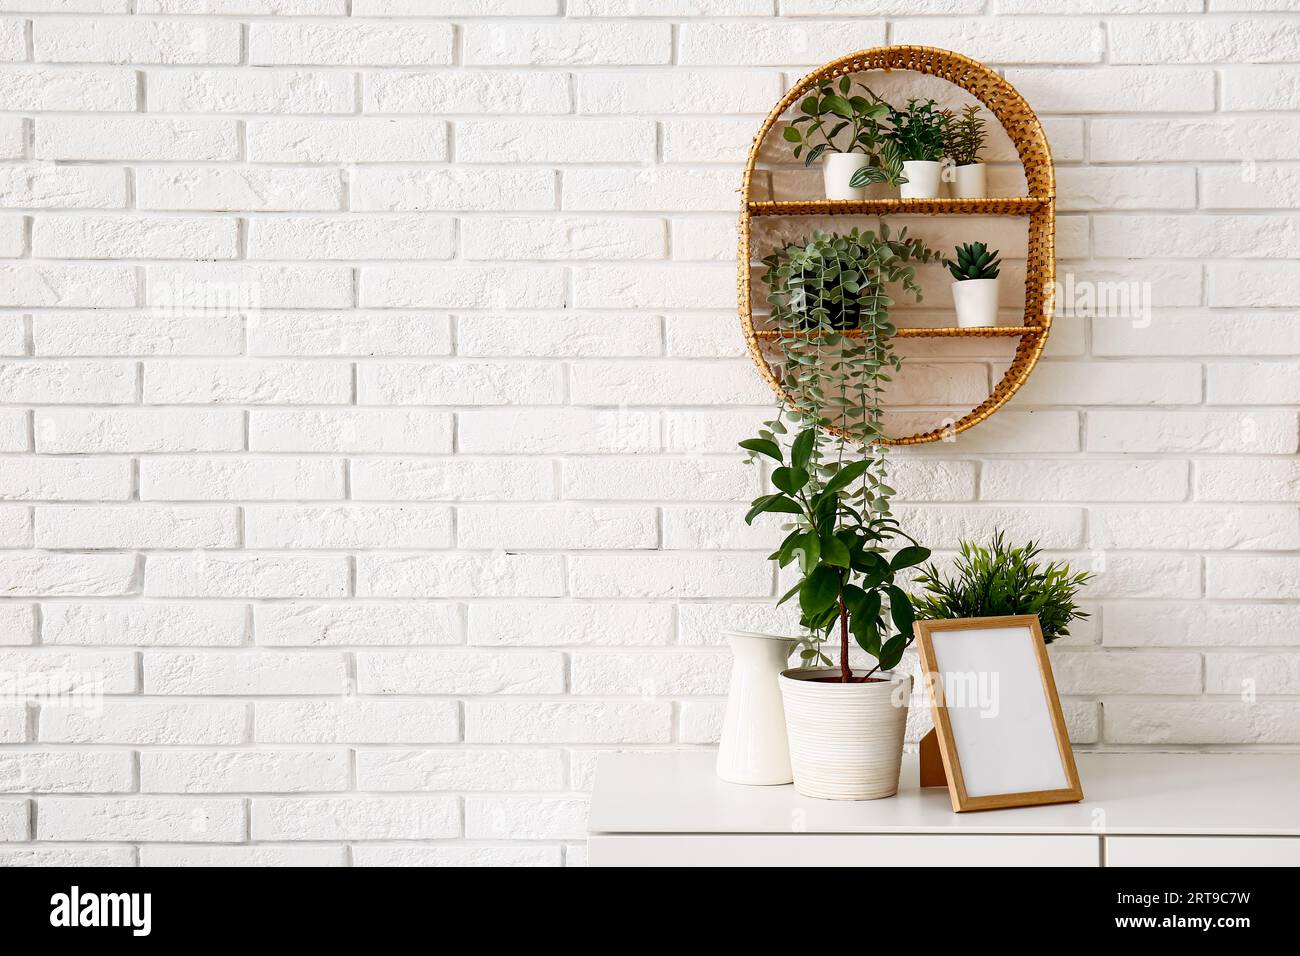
783, 77, 903, 201
946, 241, 1001, 328
887, 98, 949, 199
945, 104, 988, 199
742, 224, 942, 801
910, 533, 1094, 643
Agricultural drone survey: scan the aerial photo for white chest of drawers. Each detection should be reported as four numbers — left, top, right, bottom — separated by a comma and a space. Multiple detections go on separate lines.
588, 751, 1300, 867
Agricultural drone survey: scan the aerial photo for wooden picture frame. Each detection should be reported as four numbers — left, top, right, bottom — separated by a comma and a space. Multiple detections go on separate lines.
914, 615, 1083, 813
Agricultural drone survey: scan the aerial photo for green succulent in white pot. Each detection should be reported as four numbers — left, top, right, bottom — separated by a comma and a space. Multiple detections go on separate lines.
739, 224, 942, 801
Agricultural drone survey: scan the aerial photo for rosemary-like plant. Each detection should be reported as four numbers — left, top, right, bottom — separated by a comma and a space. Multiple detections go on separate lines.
945, 104, 987, 167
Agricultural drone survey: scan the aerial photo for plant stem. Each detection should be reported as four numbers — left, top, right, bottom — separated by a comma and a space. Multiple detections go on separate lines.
838, 590, 850, 683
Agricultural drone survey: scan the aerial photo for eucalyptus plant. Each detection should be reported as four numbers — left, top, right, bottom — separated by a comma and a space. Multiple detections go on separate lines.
783, 77, 906, 189
887, 98, 950, 163
744, 225, 943, 682
910, 533, 1094, 644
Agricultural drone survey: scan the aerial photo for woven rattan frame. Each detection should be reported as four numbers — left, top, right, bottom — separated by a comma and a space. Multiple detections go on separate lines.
737, 46, 1056, 446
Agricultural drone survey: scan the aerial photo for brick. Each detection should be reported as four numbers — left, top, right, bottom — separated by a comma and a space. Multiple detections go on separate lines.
570, 360, 773, 406
460, 218, 665, 262
356, 749, 564, 792
1222, 66, 1300, 110
140, 750, 348, 793
466, 701, 672, 744
464, 22, 669, 65
466, 796, 588, 840
0, 504, 30, 547
145, 651, 347, 695
579, 70, 781, 113
34, 215, 237, 260
255, 603, 462, 647
357, 360, 563, 405
563, 457, 757, 502
250, 21, 452, 66
459, 505, 656, 550
39, 701, 246, 745
357, 650, 565, 695
248, 312, 452, 357
1057, 166, 1196, 211
458, 119, 654, 164
137, 166, 343, 211
1006, 361, 1200, 406
0, 648, 136, 693
1208, 555, 1300, 599
360, 266, 566, 309
39, 797, 244, 842
250, 410, 452, 453
34, 311, 242, 357
141, 845, 345, 867
351, 458, 556, 502
149, 68, 353, 114
0, 604, 35, 646
573, 264, 735, 309
34, 18, 240, 64
39, 407, 243, 454
680, 21, 885, 65
353, 845, 559, 867
1094, 117, 1300, 162
42, 603, 246, 647
365, 70, 569, 114
1111, 17, 1300, 64
143, 360, 351, 405
0, 409, 26, 452
669, 224, 742, 265
256, 700, 458, 744
662, 117, 765, 164
1087, 410, 1297, 454
1196, 459, 1300, 502
139, 458, 345, 501
0, 360, 135, 403
1104, 602, 1300, 648
138, 0, 346, 9
0, 553, 136, 596
250, 502, 452, 549
247, 216, 454, 261
1094, 215, 1300, 259
1207, 361, 1300, 403
569, 553, 770, 598
147, 263, 353, 309
982, 459, 1188, 502
457, 313, 661, 359
249, 118, 447, 163
677, 601, 801, 646
353, 168, 555, 212
892, 18, 1102, 63
468, 602, 673, 647
563, 169, 739, 213
1080, 553, 1201, 599
1106, 702, 1300, 744
35, 505, 239, 550
0, 751, 133, 793
662, 504, 779, 551
678, 701, 722, 743
0, 706, 27, 743
37, 116, 238, 161
1094, 313, 1300, 357
145, 553, 349, 598
572, 650, 731, 696
1206, 653, 1300, 695
0, 847, 135, 867
0, 264, 137, 308
253, 796, 458, 840
357, 553, 565, 598
1050, 649, 1201, 695
0, 67, 136, 111
0, 459, 132, 502
1004, 67, 1214, 112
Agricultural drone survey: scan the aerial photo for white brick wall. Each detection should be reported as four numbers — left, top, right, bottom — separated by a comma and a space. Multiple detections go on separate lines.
0, 4, 1296, 867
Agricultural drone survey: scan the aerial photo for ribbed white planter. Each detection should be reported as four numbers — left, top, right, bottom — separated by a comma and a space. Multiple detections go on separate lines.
779, 667, 911, 800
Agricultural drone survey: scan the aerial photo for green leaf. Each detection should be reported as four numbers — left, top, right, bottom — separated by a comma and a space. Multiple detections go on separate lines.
790, 427, 816, 473
878, 634, 908, 671
782, 126, 802, 143
887, 585, 915, 639
890, 545, 931, 571
821, 458, 871, 496
738, 438, 782, 462
771, 466, 809, 495
791, 531, 820, 572
744, 493, 802, 525
775, 580, 802, 608
799, 564, 840, 617
821, 534, 850, 568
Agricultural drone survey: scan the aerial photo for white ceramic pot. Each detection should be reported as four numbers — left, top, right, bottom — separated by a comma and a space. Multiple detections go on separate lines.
952, 277, 1000, 328
779, 667, 912, 800
952, 162, 987, 199
822, 152, 871, 201
900, 160, 944, 199
717, 630, 795, 786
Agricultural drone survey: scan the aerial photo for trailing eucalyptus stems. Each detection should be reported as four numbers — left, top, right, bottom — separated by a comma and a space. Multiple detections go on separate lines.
743, 225, 943, 682
782, 76, 906, 189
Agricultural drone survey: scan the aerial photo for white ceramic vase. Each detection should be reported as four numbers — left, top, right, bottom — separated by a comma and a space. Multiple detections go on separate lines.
900, 160, 944, 199
822, 152, 871, 201
952, 162, 987, 199
779, 667, 911, 800
716, 630, 795, 786
952, 277, 1000, 328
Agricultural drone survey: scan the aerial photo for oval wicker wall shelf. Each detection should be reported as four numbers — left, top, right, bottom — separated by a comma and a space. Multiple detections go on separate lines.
738, 45, 1056, 446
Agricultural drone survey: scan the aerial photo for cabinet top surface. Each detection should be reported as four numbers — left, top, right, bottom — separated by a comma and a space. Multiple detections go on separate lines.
588, 752, 1300, 836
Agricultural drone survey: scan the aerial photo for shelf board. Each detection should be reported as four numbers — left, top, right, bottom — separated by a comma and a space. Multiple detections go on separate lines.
746, 197, 1049, 218
752, 326, 1044, 340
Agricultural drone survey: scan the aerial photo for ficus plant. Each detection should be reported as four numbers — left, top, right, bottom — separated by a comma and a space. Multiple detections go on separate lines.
744, 224, 943, 683
783, 76, 906, 189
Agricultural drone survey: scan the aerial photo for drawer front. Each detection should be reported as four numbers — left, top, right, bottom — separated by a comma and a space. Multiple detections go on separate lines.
1107, 836, 1300, 867
589, 834, 1099, 867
